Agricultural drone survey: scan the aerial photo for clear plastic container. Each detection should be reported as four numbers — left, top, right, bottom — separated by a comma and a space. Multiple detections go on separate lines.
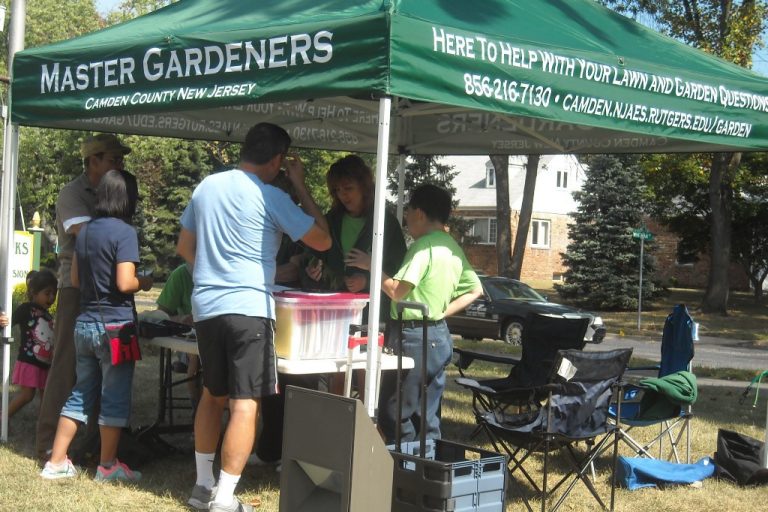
274, 291, 369, 360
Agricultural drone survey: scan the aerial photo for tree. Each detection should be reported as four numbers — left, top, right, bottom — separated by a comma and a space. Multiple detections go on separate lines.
489, 155, 513, 277
599, 1, 768, 314
556, 155, 659, 310
386, 155, 470, 239
105, 0, 175, 23
488, 154, 541, 279
512, 155, 539, 280
3, 0, 102, 260
731, 152, 768, 302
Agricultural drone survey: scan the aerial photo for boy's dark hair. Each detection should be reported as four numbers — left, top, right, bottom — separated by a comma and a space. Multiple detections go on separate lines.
240, 123, 291, 165
27, 268, 58, 301
327, 155, 375, 214
409, 184, 452, 224
95, 170, 138, 221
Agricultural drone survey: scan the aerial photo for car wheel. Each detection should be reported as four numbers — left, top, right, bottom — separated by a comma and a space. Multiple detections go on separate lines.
502, 318, 524, 345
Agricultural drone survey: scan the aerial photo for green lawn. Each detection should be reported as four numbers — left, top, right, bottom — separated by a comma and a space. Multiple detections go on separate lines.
2, 286, 765, 510
2, 340, 767, 511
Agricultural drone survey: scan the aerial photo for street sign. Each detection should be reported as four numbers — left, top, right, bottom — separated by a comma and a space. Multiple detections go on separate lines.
632, 228, 653, 241
634, 226, 653, 330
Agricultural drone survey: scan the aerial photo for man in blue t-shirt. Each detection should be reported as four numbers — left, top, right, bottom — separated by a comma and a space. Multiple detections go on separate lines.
177, 123, 330, 512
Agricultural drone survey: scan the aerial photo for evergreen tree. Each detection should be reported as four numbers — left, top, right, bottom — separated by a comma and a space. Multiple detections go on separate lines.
556, 155, 659, 310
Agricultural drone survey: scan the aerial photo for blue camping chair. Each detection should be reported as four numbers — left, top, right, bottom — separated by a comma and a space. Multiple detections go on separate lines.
610, 304, 696, 463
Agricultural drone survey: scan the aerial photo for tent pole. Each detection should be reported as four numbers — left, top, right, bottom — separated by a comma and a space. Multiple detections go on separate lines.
364, 96, 391, 418
1, 0, 26, 443
395, 154, 406, 224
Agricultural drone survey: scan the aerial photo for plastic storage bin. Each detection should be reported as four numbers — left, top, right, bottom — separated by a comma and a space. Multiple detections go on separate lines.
274, 291, 368, 360
389, 439, 506, 512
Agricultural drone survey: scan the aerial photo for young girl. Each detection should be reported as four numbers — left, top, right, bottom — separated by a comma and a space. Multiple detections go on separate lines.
6, 269, 58, 419
40, 170, 153, 482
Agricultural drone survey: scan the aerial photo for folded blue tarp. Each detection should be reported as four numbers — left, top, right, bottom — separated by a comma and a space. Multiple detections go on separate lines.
617, 456, 716, 490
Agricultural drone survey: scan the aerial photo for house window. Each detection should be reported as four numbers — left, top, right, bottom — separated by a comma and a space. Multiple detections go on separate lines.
486, 167, 496, 188
556, 170, 568, 189
470, 217, 497, 244
531, 219, 550, 248
676, 240, 698, 266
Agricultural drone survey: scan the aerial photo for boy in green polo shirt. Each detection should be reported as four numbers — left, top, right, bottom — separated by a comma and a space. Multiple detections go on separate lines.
346, 184, 482, 443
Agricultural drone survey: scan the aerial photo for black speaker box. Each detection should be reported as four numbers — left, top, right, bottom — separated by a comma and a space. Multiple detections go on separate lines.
279, 386, 393, 512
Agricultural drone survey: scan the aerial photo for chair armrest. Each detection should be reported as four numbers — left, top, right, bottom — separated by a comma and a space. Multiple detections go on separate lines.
453, 347, 521, 371
455, 377, 500, 395
626, 364, 660, 372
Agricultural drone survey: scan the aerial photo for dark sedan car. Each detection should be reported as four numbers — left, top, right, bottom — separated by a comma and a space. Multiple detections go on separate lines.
446, 276, 606, 345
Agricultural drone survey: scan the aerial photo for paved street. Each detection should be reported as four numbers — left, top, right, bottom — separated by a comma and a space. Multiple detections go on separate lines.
589, 334, 768, 372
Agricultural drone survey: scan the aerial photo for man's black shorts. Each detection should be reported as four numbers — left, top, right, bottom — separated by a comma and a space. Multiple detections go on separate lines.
195, 315, 278, 399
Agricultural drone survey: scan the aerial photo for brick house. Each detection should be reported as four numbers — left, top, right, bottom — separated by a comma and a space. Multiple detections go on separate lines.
447, 155, 749, 290
448, 154, 583, 282
645, 219, 749, 290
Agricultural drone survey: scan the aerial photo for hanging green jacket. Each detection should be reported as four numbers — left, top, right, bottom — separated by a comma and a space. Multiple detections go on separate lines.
640, 370, 698, 405
636, 370, 697, 421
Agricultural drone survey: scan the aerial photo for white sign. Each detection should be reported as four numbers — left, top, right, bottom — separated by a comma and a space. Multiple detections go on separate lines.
11, 231, 34, 289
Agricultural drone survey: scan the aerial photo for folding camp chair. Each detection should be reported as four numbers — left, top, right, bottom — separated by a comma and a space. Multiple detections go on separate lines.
472, 348, 632, 512
610, 304, 696, 463
454, 313, 590, 438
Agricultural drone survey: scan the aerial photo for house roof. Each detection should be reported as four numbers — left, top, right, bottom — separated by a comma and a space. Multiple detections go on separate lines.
447, 154, 586, 215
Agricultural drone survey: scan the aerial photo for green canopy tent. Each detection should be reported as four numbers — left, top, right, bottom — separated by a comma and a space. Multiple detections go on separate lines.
3, 0, 768, 422
10, 0, 768, 153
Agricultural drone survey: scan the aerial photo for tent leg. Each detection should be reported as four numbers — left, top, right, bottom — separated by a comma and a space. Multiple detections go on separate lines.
364, 96, 392, 419
0, 0, 26, 443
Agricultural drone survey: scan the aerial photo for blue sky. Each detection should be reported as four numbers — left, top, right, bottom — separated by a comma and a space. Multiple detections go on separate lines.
94, 0, 766, 76
95, 0, 120, 15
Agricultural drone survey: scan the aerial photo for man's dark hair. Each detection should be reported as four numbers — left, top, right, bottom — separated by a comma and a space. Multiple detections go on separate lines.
26, 268, 58, 301
409, 184, 452, 224
240, 123, 292, 165
95, 170, 138, 221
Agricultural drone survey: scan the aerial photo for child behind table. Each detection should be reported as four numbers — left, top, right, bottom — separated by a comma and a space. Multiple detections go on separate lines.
5, 269, 58, 419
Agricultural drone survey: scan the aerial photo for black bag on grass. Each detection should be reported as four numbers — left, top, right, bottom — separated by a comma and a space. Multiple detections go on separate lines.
714, 429, 768, 486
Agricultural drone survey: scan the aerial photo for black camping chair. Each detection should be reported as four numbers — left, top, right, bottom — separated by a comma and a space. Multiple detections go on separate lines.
609, 304, 696, 463
454, 313, 590, 437
477, 348, 632, 512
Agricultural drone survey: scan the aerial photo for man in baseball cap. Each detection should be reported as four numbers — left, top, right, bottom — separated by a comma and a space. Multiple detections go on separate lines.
35, 133, 132, 459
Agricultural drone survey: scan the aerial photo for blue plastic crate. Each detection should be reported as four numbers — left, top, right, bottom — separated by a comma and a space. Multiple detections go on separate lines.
389, 439, 506, 512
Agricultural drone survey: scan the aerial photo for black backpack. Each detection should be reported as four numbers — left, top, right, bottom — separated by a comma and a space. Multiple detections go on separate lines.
714, 429, 768, 486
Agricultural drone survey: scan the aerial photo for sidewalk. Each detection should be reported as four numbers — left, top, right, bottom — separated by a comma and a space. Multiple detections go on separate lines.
591, 333, 768, 372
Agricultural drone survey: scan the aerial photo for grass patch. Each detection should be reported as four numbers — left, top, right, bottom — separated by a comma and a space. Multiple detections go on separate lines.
3, 289, 763, 510
3, 340, 765, 511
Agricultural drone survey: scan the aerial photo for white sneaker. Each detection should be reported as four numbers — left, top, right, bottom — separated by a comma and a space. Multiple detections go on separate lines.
40, 459, 77, 480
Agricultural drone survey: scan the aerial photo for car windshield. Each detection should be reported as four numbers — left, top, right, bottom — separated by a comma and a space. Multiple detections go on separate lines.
484, 279, 546, 302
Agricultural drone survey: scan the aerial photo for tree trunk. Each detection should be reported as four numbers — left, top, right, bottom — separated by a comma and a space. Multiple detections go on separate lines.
750, 268, 767, 304
509, 155, 539, 280
701, 152, 740, 315
490, 155, 512, 277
